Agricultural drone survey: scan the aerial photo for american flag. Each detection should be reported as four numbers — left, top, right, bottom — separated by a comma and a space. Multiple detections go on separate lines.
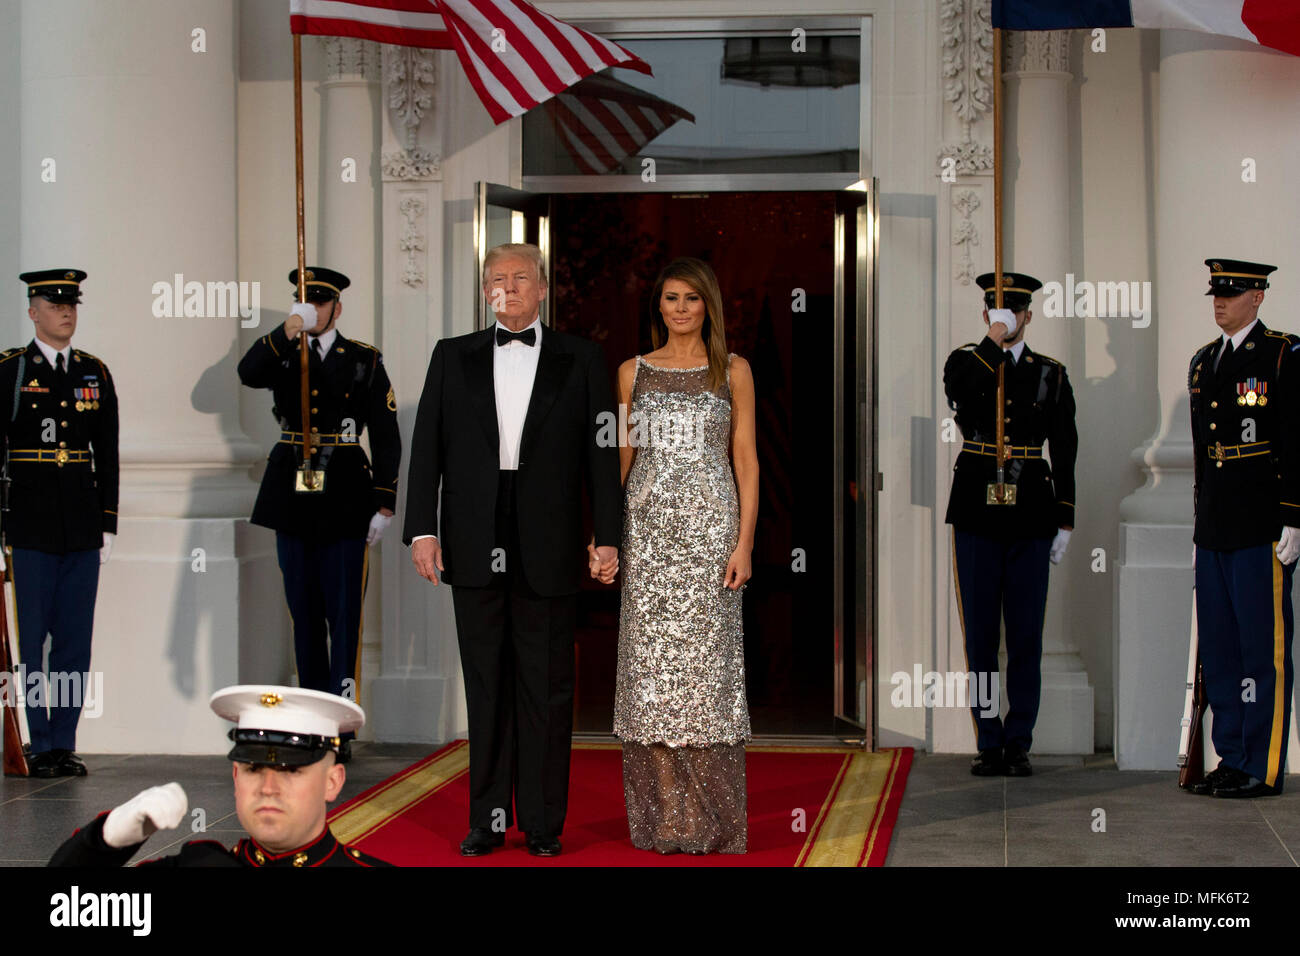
543, 72, 695, 175
290, 0, 653, 124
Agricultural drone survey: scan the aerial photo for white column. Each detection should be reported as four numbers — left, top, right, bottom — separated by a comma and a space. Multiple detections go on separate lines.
1115, 31, 1300, 768
317, 37, 385, 725
368, 45, 457, 742
1003, 30, 1094, 754
19, 0, 274, 753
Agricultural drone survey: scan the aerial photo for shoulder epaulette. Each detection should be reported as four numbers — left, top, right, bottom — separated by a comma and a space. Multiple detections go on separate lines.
1192, 339, 1219, 364
72, 348, 106, 369
1265, 329, 1299, 345
958, 342, 978, 351
0, 347, 25, 365
341, 843, 387, 866
348, 339, 379, 353
1033, 351, 1062, 367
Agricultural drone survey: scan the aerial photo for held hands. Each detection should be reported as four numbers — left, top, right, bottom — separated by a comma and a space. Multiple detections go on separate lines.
411, 536, 444, 584
101, 533, 115, 566
588, 537, 619, 583
284, 303, 317, 341
1049, 528, 1072, 565
1277, 527, 1300, 565
724, 546, 752, 590
986, 307, 1017, 346
102, 783, 188, 849
367, 510, 394, 546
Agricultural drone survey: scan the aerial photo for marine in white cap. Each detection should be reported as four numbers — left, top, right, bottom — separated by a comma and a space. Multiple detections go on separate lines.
47, 685, 392, 867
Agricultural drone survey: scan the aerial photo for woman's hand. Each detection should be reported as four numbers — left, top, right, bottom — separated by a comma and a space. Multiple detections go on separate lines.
723, 546, 751, 590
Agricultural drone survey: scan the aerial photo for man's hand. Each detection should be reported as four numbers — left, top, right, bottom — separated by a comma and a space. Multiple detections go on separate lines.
588, 540, 619, 584
986, 307, 1017, 346
102, 783, 188, 849
100, 533, 115, 565
724, 546, 752, 590
412, 536, 444, 584
1277, 527, 1300, 565
1049, 528, 1072, 565
284, 303, 316, 341
366, 511, 393, 546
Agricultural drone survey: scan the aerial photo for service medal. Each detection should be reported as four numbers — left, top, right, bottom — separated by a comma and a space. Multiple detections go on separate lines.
1259, 381, 1268, 406
75, 400, 84, 412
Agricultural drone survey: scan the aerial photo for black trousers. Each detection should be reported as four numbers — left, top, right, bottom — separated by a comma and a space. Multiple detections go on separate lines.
450, 470, 577, 836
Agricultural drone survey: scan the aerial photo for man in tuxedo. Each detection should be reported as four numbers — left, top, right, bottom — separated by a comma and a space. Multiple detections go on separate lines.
404, 243, 622, 857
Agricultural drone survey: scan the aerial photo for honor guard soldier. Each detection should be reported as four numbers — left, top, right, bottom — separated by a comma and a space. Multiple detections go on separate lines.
238, 268, 401, 709
48, 684, 393, 866
1187, 259, 1298, 798
1, 269, 118, 778
944, 272, 1077, 777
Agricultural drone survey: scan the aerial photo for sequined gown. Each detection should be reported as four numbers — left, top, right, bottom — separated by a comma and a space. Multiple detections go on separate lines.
613, 355, 750, 854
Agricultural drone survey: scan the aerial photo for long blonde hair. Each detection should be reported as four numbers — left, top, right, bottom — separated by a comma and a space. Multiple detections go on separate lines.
648, 257, 729, 392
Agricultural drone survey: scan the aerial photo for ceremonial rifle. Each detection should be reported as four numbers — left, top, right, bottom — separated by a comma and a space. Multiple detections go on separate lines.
1177, 587, 1206, 789
1, 360, 28, 776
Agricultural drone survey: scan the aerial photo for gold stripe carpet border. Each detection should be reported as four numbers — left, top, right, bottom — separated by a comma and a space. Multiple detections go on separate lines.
329, 741, 905, 865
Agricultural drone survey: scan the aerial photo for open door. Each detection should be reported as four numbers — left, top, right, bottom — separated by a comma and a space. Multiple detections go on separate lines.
474, 180, 878, 747
474, 182, 552, 329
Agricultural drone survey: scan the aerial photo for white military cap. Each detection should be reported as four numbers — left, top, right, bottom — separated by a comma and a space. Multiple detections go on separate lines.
209, 685, 364, 767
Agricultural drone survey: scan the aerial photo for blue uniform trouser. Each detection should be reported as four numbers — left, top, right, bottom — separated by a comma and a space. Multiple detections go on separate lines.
10, 547, 100, 754
952, 530, 1051, 752
1195, 542, 1294, 790
275, 534, 367, 709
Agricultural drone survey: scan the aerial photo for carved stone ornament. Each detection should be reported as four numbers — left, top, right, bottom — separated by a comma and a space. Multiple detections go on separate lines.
383, 45, 436, 151
398, 193, 427, 289
952, 188, 981, 285
382, 147, 441, 181
1005, 29, 1072, 74
938, 0, 994, 175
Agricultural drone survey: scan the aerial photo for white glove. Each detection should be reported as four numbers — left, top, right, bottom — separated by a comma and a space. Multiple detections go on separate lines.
0, 548, 6, 573
988, 307, 1017, 338
367, 511, 392, 546
1049, 528, 1071, 565
102, 782, 188, 849
290, 302, 316, 322
1277, 527, 1300, 565
100, 532, 115, 565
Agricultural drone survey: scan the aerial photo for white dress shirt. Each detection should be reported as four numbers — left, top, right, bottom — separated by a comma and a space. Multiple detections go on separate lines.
33, 337, 71, 370
1004, 340, 1026, 364
307, 326, 338, 358
1216, 317, 1258, 369
493, 315, 542, 470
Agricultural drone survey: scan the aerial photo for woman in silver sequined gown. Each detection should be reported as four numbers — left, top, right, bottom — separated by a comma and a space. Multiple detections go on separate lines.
604, 258, 758, 855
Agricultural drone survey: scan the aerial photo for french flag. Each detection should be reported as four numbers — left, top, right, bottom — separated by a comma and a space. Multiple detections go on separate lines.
993, 1, 1300, 57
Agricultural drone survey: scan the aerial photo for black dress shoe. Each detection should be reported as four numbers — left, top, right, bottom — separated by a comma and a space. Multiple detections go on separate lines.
525, 833, 561, 857
459, 828, 505, 857
1003, 746, 1032, 777
970, 748, 1004, 776
26, 751, 58, 779
1213, 773, 1279, 799
54, 751, 88, 777
1184, 764, 1234, 796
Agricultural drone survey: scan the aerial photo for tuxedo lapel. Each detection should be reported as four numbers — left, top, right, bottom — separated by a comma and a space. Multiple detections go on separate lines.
463, 328, 499, 455
519, 332, 573, 467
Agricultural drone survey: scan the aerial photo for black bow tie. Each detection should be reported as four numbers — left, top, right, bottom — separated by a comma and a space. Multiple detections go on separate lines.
496, 326, 536, 347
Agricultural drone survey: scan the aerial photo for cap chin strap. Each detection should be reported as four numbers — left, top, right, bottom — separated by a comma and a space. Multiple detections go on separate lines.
310, 300, 339, 339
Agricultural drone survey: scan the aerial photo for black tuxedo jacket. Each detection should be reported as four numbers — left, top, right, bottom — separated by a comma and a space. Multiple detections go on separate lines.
1189, 320, 1300, 551
402, 325, 622, 596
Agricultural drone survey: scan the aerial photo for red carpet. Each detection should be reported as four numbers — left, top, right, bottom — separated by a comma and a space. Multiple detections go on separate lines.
328, 741, 912, 866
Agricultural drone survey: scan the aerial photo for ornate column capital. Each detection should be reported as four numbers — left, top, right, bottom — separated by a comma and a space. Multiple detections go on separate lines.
1003, 29, 1073, 77
319, 36, 380, 81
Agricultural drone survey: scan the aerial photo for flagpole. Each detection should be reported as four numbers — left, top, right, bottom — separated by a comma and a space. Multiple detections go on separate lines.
991, 25, 1008, 504
293, 34, 316, 486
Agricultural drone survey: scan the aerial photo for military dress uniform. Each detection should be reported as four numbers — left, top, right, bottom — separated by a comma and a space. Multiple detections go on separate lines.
1189, 259, 1298, 797
944, 272, 1077, 773
2, 270, 117, 776
238, 269, 400, 702
49, 685, 393, 866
